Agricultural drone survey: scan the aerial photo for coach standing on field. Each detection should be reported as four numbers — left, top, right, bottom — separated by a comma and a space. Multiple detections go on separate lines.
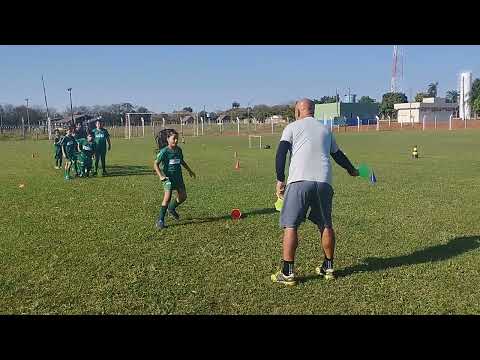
271, 98, 359, 286
92, 120, 111, 176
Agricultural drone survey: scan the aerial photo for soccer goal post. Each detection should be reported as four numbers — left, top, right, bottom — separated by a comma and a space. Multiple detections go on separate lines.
125, 112, 153, 139
249, 135, 262, 149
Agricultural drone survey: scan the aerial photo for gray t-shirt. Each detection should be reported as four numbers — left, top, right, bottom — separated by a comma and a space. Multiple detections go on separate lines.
280, 117, 339, 186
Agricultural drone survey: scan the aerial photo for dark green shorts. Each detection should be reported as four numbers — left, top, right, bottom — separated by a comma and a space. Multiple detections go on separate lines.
78, 157, 92, 168
66, 153, 77, 162
162, 177, 185, 192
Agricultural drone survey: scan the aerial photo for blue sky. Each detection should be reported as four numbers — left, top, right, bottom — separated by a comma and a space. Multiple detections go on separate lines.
1, 45, 479, 113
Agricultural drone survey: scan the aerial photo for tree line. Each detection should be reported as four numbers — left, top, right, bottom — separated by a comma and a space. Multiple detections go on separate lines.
2, 81, 480, 128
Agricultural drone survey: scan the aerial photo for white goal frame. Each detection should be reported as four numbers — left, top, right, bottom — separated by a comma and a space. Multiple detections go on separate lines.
125, 112, 154, 139
249, 135, 262, 149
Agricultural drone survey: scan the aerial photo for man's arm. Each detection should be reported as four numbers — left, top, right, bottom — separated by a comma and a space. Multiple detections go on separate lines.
276, 140, 291, 182
275, 140, 291, 198
331, 150, 358, 176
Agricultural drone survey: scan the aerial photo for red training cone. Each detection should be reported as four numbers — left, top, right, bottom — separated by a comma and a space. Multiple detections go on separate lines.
231, 208, 242, 220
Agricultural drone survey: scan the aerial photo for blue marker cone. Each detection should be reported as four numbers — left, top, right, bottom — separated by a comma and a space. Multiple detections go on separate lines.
370, 170, 377, 184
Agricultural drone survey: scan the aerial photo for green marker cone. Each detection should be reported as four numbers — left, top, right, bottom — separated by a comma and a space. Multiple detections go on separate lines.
358, 163, 370, 179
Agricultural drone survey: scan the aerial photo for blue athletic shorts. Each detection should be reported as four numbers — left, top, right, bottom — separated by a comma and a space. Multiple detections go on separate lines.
280, 181, 334, 229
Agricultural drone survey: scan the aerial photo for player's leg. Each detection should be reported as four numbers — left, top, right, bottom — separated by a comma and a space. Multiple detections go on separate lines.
93, 150, 100, 175
100, 150, 107, 175
156, 179, 173, 229
309, 182, 335, 279
78, 159, 86, 177
64, 158, 72, 180
168, 185, 186, 220
85, 159, 92, 177
72, 155, 80, 177
271, 181, 310, 285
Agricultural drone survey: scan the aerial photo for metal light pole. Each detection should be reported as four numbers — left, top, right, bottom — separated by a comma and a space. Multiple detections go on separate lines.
67, 88, 74, 125
25, 98, 30, 131
42, 75, 52, 139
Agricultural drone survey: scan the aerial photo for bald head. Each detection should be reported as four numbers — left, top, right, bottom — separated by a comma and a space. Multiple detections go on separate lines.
295, 98, 315, 120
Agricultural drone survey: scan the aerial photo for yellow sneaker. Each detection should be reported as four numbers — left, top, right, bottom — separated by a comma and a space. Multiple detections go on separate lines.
271, 271, 296, 286
315, 266, 335, 280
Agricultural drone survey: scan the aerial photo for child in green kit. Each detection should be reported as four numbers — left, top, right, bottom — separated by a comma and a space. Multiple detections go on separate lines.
153, 129, 196, 229
53, 129, 63, 169
60, 126, 78, 180
77, 133, 96, 177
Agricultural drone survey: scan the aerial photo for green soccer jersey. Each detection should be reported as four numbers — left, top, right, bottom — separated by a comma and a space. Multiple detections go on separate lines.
92, 128, 110, 151
155, 146, 184, 179
77, 138, 96, 161
54, 136, 62, 148
61, 135, 78, 157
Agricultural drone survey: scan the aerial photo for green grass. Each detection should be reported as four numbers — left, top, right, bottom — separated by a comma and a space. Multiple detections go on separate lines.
1, 129, 480, 314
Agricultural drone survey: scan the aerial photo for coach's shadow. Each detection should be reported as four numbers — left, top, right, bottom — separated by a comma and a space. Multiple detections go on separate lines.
167, 207, 277, 227
299, 235, 480, 283
106, 165, 154, 177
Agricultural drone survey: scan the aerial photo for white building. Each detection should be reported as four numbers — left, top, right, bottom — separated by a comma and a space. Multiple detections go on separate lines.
265, 115, 287, 124
394, 97, 457, 123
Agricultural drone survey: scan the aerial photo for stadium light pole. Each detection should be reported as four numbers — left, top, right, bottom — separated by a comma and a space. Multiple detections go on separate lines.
25, 98, 30, 130
67, 88, 74, 125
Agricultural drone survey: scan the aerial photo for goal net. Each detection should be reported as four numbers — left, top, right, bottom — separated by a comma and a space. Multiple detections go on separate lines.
125, 112, 153, 139
249, 135, 262, 149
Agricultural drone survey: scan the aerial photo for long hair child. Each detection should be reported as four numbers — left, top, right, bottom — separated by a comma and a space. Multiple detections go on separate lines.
153, 129, 196, 229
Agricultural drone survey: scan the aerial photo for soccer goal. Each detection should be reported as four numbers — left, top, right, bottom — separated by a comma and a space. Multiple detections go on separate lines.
249, 135, 262, 149
125, 112, 153, 139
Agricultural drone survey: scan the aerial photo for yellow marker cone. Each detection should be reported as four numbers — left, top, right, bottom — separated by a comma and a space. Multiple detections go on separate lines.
274, 197, 283, 212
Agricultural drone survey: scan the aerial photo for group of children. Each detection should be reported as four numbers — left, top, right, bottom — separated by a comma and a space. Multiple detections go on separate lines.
53, 127, 96, 179
53, 120, 111, 180
53, 124, 194, 228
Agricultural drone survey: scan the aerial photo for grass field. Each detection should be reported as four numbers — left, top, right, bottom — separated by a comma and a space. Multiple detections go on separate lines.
1, 129, 480, 314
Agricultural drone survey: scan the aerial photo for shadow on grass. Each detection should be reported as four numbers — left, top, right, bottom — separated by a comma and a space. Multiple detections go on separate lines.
299, 235, 480, 283
167, 207, 277, 227
106, 165, 154, 177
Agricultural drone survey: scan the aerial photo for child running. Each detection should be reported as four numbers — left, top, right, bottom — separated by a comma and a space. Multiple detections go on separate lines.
60, 126, 78, 180
154, 128, 196, 229
53, 129, 63, 169
77, 133, 96, 177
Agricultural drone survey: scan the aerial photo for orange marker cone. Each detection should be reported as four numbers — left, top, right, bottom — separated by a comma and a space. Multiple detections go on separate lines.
234, 159, 240, 170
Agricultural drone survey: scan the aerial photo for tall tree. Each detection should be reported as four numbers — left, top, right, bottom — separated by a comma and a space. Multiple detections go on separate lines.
379, 92, 407, 118
232, 101, 240, 109
314, 96, 337, 104
446, 90, 459, 103
427, 82, 439, 97
473, 97, 480, 117
182, 107, 193, 113
358, 96, 375, 104
415, 92, 427, 102
469, 78, 480, 108
137, 106, 149, 113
